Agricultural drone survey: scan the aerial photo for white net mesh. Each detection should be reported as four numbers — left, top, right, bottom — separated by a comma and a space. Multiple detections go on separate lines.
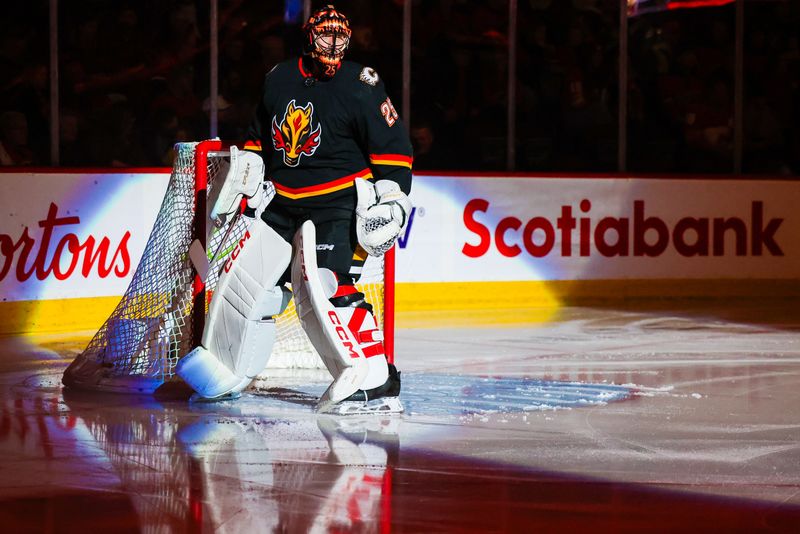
63, 141, 386, 393
75, 409, 193, 531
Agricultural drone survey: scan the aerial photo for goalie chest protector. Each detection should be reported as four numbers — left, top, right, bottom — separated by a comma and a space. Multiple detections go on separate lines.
244, 58, 412, 209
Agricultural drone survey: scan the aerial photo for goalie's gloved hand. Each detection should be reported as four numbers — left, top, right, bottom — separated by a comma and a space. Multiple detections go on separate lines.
374, 180, 412, 227
355, 178, 412, 257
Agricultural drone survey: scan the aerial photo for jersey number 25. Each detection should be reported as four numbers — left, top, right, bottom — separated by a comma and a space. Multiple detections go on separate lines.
380, 98, 399, 127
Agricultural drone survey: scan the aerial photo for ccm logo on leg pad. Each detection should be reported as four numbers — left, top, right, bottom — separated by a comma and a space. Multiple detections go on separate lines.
327, 311, 360, 359
223, 230, 252, 273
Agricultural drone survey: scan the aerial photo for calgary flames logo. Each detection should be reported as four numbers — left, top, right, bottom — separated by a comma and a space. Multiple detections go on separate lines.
271, 100, 322, 167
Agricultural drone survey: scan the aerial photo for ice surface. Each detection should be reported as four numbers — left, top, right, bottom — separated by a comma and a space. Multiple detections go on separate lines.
0, 301, 799, 530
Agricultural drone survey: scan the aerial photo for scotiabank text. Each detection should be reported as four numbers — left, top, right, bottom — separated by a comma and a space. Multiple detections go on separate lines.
462, 199, 783, 258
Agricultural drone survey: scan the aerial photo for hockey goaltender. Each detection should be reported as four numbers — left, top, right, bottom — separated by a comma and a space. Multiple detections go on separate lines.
177, 5, 414, 415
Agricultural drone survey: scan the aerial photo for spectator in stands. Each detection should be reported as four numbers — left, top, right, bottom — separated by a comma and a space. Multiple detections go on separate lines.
0, 28, 31, 89
6, 63, 49, 164
148, 65, 203, 131
85, 100, 144, 167
410, 120, 451, 171
260, 34, 288, 74
0, 0, 797, 174
744, 88, 786, 174
0, 111, 34, 166
59, 109, 82, 167
683, 78, 734, 172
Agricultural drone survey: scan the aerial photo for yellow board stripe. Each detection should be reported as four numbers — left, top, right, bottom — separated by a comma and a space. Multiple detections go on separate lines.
0, 296, 122, 336
2, 279, 797, 336
394, 279, 800, 327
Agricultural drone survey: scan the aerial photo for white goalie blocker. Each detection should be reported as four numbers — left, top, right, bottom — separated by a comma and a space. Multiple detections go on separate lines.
177, 146, 290, 399
210, 146, 267, 225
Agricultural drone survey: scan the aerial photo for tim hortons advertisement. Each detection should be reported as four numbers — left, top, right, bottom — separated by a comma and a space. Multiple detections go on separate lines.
396, 176, 800, 283
0, 172, 169, 302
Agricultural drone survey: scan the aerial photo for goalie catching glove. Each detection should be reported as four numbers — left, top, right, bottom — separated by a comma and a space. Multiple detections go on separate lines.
354, 178, 412, 257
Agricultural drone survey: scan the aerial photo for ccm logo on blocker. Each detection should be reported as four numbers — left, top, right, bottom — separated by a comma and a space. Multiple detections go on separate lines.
462, 199, 784, 259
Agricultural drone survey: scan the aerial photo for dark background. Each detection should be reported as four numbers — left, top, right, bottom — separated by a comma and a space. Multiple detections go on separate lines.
1, 0, 797, 175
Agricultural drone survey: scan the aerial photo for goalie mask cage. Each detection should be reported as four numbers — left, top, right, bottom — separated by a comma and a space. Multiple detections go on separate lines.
63, 140, 395, 394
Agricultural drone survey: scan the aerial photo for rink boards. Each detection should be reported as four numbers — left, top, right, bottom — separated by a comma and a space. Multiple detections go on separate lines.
0, 170, 798, 334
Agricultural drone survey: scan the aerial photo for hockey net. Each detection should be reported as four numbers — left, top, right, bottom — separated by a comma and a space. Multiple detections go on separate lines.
63, 140, 394, 394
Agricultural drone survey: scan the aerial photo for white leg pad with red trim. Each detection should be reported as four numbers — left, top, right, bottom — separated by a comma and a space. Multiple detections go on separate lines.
332, 306, 388, 390
291, 221, 370, 411
176, 218, 291, 399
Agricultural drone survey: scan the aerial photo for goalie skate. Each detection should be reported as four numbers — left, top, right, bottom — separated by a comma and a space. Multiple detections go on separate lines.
188, 391, 242, 403
320, 363, 404, 415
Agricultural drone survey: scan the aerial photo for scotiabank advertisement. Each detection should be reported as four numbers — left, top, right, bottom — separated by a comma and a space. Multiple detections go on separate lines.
397, 175, 800, 282
0, 172, 798, 306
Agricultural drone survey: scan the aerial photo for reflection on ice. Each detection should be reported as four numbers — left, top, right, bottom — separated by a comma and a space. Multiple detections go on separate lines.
62, 392, 398, 533
51, 373, 629, 532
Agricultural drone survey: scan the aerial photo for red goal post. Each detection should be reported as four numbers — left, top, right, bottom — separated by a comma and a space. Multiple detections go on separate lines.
63, 140, 395, 394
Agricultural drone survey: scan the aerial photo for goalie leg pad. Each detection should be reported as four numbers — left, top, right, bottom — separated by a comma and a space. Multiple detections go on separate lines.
291, 221, 370, 409
332, 305, 388, 390
177, 312, 278, 399
177, 218, 291, 399
176, 346, 243, 399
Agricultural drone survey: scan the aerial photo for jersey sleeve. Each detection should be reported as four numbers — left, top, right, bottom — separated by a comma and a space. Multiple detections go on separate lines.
243, 76, 270, 156
353, 71, 413, 195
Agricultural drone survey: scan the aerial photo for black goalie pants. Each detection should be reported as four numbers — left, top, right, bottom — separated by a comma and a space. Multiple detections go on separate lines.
261, 203, 367, 287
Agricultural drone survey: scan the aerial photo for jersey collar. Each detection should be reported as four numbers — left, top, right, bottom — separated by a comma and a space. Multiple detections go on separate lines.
298, 57, 314, 79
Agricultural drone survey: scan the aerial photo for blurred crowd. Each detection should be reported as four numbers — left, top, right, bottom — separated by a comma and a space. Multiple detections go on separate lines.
627, 1, 800, 174
0, 0, 797, 174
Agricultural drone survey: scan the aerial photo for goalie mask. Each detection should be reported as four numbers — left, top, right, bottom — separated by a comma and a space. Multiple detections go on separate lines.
303, 4, 351, 78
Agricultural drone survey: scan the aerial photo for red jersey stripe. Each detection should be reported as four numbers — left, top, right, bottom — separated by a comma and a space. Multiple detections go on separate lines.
243, 140, 262, 151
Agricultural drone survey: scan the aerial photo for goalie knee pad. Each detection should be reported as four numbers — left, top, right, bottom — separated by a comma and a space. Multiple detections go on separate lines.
176, 218, 292, 399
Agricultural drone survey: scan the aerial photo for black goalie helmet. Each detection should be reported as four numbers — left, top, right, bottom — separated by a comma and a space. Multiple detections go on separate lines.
303, 4, 352, 77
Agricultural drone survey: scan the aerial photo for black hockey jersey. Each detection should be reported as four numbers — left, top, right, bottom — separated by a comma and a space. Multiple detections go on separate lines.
244, 57, 413, 208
